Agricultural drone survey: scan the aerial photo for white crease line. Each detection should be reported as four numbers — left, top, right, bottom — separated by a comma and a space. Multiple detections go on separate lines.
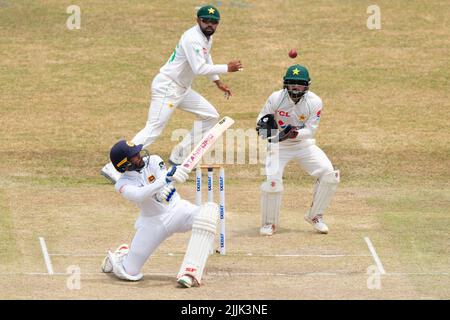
258, 254, 370, 258
1, 271, 447, 277
364, 237, 386, 275
49, 252, 370, 258
50, 253, 105, 257
38, 237, 54, 275
386, 272, 449, 276
15, 271, 365, 277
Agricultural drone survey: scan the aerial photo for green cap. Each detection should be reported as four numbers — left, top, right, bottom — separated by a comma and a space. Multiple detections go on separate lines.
197, 5, 220, 21
283, 64, 310, 82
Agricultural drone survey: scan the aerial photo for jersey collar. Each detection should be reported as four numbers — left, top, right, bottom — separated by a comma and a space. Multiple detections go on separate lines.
195, 24, 212, 43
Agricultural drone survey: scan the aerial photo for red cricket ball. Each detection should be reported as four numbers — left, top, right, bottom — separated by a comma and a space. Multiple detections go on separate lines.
288, 48, 298, 59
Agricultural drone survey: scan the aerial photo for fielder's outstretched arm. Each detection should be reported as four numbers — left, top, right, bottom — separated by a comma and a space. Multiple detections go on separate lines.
206, 54, 220, 82
185, 40, 228, 76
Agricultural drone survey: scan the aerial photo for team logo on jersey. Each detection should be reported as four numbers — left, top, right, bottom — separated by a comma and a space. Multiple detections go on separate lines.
278, 120, 287, 129
202, 47, 208, 55
298, 114, 306, 122
316, 110, 322, 118
278, 110, 290, 117
148, 175, 156, 183
195, 48, 200, 54
159, 161, 165, 170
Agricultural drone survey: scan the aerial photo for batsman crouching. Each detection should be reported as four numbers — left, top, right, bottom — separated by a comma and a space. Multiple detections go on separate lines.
256, 64, 340, 236
101, 140, 219, 288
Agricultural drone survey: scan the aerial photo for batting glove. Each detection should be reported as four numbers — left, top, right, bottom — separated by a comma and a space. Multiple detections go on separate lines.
156, 184, 177, 203
166, 166, 189, 184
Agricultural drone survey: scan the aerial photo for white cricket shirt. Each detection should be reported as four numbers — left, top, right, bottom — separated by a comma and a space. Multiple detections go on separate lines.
257, 89, 324, 147
115, 155, 181, 217
159, 25, 228, 88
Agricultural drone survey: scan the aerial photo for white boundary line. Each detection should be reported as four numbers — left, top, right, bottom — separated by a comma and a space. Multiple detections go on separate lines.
364, 237, 386, 275
38, 237, 54, 275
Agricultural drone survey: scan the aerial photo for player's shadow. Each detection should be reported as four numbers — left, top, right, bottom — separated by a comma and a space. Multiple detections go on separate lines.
97, 273, 176, 288
234, 226, 309, 237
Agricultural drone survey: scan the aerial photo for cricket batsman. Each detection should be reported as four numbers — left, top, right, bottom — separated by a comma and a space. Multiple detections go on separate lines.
101, 5, 243, 183
256, 64, 340, 235
101, 140, 219, 288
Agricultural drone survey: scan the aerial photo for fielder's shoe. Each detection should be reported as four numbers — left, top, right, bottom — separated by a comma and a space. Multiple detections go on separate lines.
107, 250, 143, 281
259, 224, 275, 236
304, 211, 329, 234
177, 274, 196, 288
168, 144, 185, 166
101, 244, 129, 273
100, 162, 122, 184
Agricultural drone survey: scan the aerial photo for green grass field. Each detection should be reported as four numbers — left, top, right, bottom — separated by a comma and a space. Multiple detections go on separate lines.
0, 0, 449, 299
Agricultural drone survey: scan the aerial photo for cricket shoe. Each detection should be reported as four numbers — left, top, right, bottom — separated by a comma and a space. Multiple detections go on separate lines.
100, 162, 122, 184
177, 275, 196, 288
107, 249, 143, 281
259, 224, 275, 236
168, 144, 185, 166
101, 244, 129, 273
304, 211, 329, 234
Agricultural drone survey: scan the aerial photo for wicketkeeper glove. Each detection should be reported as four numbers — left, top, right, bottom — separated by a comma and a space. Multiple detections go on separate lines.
256, 114, 278, 139
269, 124, 298, 143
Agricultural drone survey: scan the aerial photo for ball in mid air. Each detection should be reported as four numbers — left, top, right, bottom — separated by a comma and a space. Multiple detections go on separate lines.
288, 48, 297, 59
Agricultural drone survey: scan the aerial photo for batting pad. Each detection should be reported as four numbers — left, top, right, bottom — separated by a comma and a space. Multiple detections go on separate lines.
260, 180, 284, 227
310, 170, 340, 217
177, 202, 219, 285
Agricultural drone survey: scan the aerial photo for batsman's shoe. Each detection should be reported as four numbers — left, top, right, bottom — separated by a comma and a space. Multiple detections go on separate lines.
177, 275, 196, 288
259, 224, 275, 236
101, 244, 129, 273
100, 162, 122, 184
304, 211, 329, 234
107, 250, 143, 281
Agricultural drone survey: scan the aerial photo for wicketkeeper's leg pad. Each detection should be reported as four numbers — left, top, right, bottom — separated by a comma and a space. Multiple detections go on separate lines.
177, 202, 219, 285
309, 170, 340, 217
260, 180, 284, 228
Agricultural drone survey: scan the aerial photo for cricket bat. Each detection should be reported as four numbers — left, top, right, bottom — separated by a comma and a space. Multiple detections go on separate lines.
181, 116, 235, 172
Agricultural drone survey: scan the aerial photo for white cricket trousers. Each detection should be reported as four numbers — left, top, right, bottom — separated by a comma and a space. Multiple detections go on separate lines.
122, 199, 199, 276
132, 73, 220, 150
265, 143, 335, 181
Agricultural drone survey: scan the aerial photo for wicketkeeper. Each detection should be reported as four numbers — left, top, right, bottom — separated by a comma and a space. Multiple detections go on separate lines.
256, 64, 340, 235
101, 140, 219, 288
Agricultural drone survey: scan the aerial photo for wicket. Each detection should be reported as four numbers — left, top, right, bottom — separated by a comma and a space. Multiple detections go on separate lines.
196, 165, 226, 255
